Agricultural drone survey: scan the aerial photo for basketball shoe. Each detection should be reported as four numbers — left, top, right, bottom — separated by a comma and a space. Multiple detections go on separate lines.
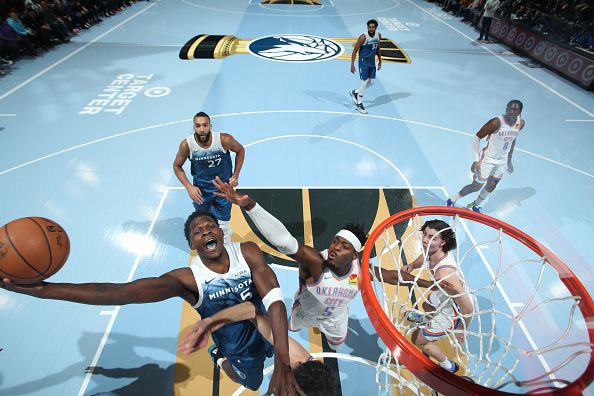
467, 202, 481, 213
349, 90, 358, 105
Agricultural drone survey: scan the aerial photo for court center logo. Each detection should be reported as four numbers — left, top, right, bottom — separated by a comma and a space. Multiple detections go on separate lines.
179, 34, 411, 64
247, 34, 343, 62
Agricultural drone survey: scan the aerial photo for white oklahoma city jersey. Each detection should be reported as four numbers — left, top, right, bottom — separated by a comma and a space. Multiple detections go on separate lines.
480, 115, 522, 163
428, 252, 472, 316
294, 249, 360, 320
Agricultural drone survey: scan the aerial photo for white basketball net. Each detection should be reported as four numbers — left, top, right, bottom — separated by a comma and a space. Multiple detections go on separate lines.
367, 213, 593, 395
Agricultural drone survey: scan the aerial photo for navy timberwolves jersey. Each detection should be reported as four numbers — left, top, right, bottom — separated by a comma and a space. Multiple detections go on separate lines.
186, 132, 232, 192
359, 32, 380, 66
190, 242, 266, 357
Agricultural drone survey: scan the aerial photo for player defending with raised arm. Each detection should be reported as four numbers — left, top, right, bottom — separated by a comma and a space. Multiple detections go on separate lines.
349, 19, 382, 115
402, 220, 474, 373
447, 100, 525, 213
213, 177, 433, 351
1, 212, 302, 396
173, 111, 245, 242
178, 301, 335, 395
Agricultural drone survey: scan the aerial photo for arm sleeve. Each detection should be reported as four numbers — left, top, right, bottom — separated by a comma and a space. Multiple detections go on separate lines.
246, 204, 299, 255
472, 135, 481, 162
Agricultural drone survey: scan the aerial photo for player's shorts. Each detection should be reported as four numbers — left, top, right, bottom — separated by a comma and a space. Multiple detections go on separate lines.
192, 188, 232, 221
289, 300, 348, 349
359, 62, 376, 81
421, 290, 462, 341
226, 341, 274, 391
474, 159, 506, 183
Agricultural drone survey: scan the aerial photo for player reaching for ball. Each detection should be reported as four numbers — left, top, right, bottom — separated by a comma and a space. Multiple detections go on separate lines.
213, 177, 435, 351
1, 212, 309, 396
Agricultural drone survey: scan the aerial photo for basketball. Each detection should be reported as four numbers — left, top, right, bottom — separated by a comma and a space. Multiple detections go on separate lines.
0, 217, 70, 284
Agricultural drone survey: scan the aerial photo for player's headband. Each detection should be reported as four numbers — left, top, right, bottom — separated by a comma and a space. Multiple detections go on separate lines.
335, 230, 363, 252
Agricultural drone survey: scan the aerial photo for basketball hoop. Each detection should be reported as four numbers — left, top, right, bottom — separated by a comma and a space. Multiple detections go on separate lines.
360, 206, 594, 395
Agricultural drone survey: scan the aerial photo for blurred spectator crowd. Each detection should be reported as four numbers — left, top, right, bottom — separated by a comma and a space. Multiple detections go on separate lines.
427, 0, 593, 52
1, 0, 148, 76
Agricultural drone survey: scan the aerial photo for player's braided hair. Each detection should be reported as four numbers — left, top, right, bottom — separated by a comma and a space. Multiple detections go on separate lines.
420, 219, 457, 252
184, 211, 219, 245
294, 360, 336, 395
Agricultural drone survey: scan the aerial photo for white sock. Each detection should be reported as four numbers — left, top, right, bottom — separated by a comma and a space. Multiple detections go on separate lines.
357, 79, 368, 94
219, 220, 232, 243
450, 193, 462, 202
474, 188, 491, 206
438, 358, 453, 371
357, 79, 369, 104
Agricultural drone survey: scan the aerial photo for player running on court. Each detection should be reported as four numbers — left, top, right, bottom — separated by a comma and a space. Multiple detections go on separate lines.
349, 19, 382, 115
447, 100, 525, 212
1, 211, 304, 396
403, 220, 475, 373
213, 177, 434, 351
174, 111, 245, 242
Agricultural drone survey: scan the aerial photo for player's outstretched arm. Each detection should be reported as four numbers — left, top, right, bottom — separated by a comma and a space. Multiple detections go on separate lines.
178, 301, 311, 368
401, 253, 425, 273
373, 266, 434, 288
241, 242, 304, 396
221, 133, 245, 187
0, 268, 197, 306
213, 177, 324, 279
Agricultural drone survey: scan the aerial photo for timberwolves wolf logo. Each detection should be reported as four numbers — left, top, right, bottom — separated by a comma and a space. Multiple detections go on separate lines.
248, 35, 343, 62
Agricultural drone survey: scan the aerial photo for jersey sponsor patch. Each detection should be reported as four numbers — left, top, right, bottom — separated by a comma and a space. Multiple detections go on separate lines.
348, 273, 358, 285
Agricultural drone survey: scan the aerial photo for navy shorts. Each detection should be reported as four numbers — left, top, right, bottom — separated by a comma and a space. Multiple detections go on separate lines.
226, 342, 274, 390
192, 189, 232, 221
359, 63, 376, 80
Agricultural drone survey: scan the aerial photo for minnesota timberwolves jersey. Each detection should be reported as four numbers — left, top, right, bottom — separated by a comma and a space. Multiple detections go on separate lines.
358, 32, 380, 67
190, 242, 266, 357
481, 115, 522, 162
186, 132, 232, 192
295, 249, 360, 319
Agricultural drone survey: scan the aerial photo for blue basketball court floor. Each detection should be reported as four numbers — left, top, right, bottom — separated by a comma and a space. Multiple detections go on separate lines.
1, 0, 593, 395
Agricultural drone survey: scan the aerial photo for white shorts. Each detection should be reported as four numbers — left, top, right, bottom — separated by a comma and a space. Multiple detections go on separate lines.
421, 291, 462, 341
474, 160, 506, 183
289, 301, 349, 349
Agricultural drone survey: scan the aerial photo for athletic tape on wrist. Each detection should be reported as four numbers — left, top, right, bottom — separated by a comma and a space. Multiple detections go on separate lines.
262, 287, 284, 311
335, 229, 363, 252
